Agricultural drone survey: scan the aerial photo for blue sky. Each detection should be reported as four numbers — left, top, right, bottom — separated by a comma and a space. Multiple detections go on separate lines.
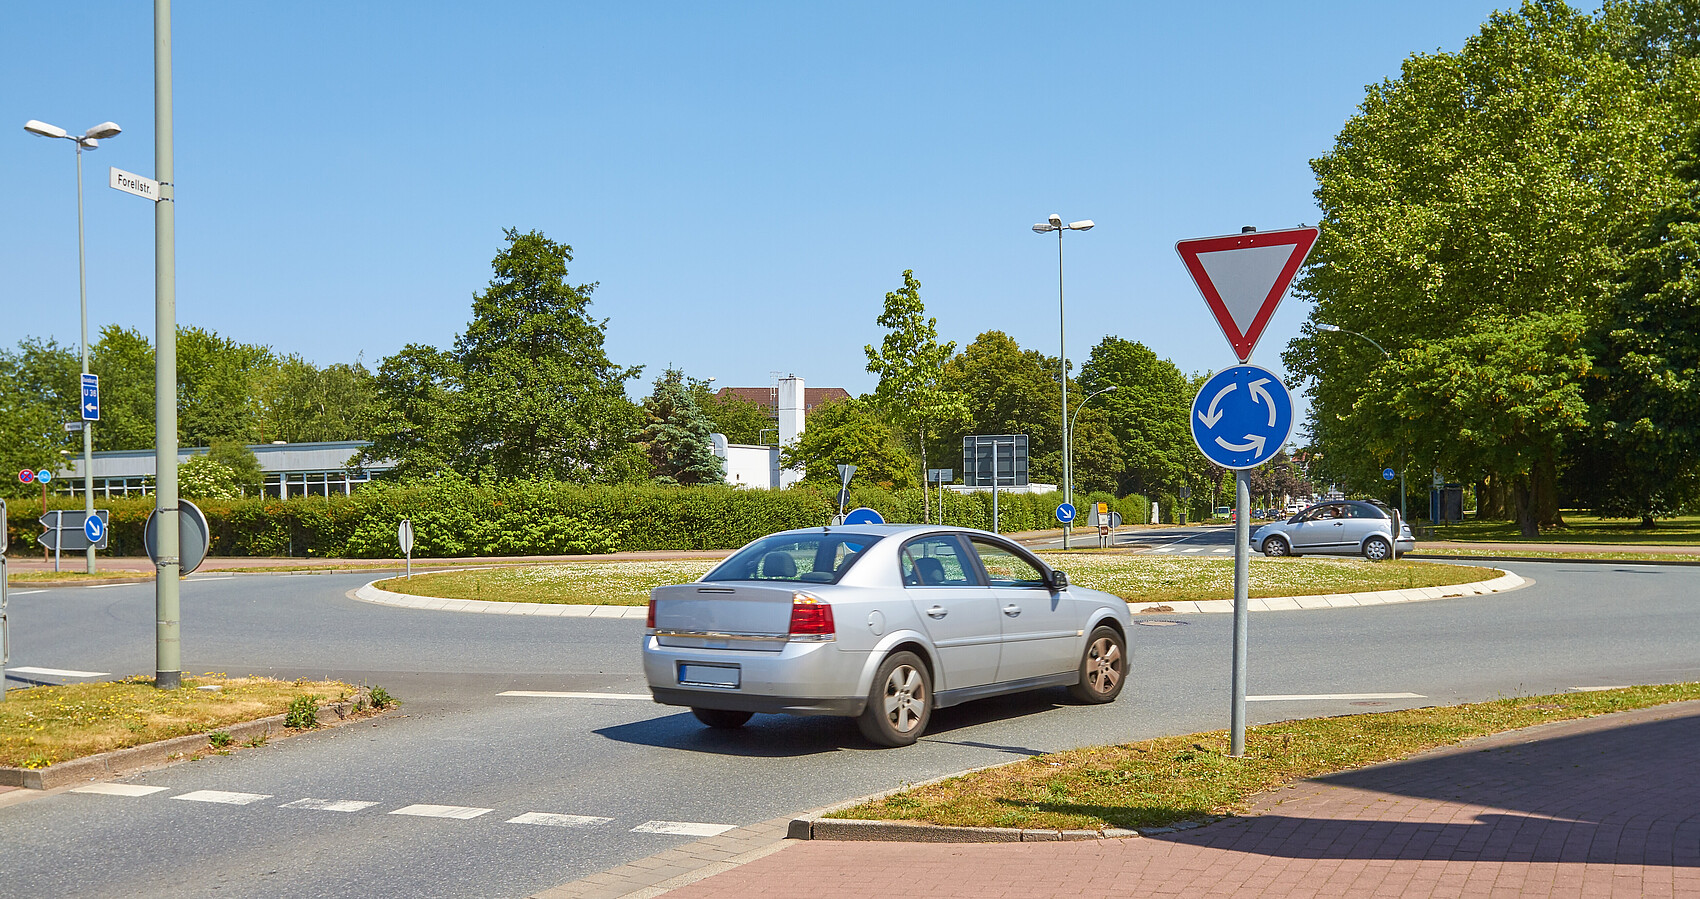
4, 2, 1554, 414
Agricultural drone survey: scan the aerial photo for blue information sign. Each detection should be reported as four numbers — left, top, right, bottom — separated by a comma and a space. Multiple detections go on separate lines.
842, 507, 884, 525
1382, 468, 1396, 481
81, 373, 100, 421
1189, 364, 1294, 470
1055, 502, 1077, 524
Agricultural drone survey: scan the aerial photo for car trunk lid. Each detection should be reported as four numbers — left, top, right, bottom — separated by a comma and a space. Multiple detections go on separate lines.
649, 583, 799, 651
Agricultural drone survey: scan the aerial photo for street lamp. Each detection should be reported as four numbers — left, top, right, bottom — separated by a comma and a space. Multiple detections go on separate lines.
1033, 213, 1094, 548
1315, 322, 1404, 521
26, 118, 122, 574
1068, 384, 1118, 506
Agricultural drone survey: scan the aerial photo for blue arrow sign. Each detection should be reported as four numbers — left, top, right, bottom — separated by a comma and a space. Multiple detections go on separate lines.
1382, 468, 1396, 481
1055, 502, 1077, 524
81, 373, 100, 421
84, 514, 105, 544
842, 507, 884, 525
1189, 364, 1294, 470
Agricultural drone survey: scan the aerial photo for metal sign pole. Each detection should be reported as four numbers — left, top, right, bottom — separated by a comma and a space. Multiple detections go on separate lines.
2, 498, 8, 701
991, 440, 1000, 534
153, 0, 182, 691
1231, 469, 1251, 757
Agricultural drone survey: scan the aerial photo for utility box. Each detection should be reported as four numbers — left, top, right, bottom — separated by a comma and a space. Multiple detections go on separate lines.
1430, 484, 1464, 523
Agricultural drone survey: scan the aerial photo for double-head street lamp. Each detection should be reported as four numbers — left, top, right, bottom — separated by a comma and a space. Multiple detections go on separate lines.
1033, 213, 1094, 548
1316, 322, 1404, 520
25, 119, 122, 574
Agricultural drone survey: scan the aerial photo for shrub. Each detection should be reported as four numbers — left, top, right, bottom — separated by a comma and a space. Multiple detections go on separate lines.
284, 695, 321, 729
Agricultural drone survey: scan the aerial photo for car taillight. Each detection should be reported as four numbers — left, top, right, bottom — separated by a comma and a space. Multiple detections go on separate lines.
788, 592, 835, 641
646, 598, 656, 629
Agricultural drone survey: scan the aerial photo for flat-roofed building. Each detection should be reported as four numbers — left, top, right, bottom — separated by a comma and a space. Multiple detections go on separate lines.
56, 440, 392, 499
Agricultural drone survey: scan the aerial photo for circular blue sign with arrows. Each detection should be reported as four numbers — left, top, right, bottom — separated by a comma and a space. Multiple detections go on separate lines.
1055, 502, 1077, 524
85, 514, 105, 544
842, 507, 884, 525
1190, 364, 1294, 470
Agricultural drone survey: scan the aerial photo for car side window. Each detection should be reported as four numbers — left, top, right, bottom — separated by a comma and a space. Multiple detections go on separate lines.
969, 539, 1046, 588
900, 535, 977, 587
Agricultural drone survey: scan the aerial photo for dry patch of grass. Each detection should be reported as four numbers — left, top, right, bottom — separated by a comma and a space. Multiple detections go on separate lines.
833, 683, 1700, 832
375, 560, 719, 605
5, 570, 151, 584
1037, 554, 1499, 604
0, 674, 358, 769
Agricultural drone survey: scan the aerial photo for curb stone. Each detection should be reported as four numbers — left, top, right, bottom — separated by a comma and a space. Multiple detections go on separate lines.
0, 699, 382, 790
352, 577, 650, 619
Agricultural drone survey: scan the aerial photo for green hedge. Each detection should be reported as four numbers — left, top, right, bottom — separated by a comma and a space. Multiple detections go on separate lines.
6, 478, 1151, 558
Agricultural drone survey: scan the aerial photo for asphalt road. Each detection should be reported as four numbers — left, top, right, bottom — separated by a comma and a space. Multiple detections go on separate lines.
2, 559, 1696, 898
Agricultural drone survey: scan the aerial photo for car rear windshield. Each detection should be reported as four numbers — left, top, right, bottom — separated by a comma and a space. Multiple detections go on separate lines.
703, 533, 884, 585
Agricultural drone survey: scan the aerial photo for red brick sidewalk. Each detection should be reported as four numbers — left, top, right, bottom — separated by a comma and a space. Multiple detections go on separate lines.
660, 701, 1700, 898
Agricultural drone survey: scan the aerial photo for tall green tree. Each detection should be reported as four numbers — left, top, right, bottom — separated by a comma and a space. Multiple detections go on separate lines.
640, 368, 726, 486
177, 326, 274, 447
1285, 0, 1689, 534
256, 355, 376, 444
695, 388, 771, 445
0, 338, 77, 496
780, 398, 918, 489
935, 331, 1065, 484
864, 270, 967, 516
1077, 337, 1194, 498
453, 229, 645, 483
89, 325, 156, 451
359, 344, 465, 480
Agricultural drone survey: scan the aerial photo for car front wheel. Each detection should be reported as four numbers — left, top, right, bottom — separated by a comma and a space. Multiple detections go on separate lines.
857, 651, 932, 747
1362, 535, 1392, 562
1067, 626, 1126, 704
1262, 535, 1290, 557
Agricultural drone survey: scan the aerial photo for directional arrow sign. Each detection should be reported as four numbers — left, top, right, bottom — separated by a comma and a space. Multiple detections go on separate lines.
1190, 364, 1294, 470
81, 373, 100, 421
1176, 227, 1319, 363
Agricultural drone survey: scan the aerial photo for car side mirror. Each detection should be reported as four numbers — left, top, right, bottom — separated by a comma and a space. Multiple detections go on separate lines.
1048, 569, 1069, 591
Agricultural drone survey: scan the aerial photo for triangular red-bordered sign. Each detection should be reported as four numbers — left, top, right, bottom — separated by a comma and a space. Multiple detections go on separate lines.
1176, 227, 1319, 362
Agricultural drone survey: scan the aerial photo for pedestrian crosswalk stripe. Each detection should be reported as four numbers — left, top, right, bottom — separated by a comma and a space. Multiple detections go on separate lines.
631, 820, 737, 837
508, 812, 615, 827
280, 798, 380, 812
71, 783, 167, 797
390, 803, 493, 819
172, 790, 273, 805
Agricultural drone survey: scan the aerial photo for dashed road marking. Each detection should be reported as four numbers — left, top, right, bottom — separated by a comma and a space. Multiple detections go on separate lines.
85, 583, 137, 589
9, 589, 46, 596
508, 812, 615, 828
1247, 692, 1425, 702
631, 820, 737, 837
1182, 548, 1206, 554
498, 691, 652, 700
279, 798, 380, 812
1155, 547, 1177, 553
185, 575, 235, 581
71, 783, 168, 797
1569, 685, 1634, 692
8, 666, 109, 678
173, 790, 273, 805
1212, 548, 1232, 553
390, 803, 493, 820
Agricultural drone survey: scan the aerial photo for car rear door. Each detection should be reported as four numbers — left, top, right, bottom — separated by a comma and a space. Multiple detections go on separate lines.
967, 537, 1078, 683
900, 534, 1001, 691
1289, 503, 1348, 552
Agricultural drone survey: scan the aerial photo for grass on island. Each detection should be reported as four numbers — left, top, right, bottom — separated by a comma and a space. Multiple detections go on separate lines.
373, 555, 1499, 606
1427, 513, 1700, 546
831, 682, 1700, 832
0, 674, 361, 770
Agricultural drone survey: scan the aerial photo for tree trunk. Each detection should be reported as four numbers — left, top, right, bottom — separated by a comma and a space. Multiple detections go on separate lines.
1536, 454, 1565, 530
1512, 473, 1540, 537
1641, 515, 1656, 529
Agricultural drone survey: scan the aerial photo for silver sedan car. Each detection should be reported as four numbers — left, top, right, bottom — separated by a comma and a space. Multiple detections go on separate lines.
1252, 499, 1416, 560
642, 524, 1134, 747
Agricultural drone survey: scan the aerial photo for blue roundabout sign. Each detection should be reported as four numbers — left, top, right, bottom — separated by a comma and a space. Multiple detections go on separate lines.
1189, 364, 1294, 470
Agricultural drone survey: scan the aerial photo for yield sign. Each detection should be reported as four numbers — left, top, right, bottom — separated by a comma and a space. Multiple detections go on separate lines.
1176, 227, 1319, 362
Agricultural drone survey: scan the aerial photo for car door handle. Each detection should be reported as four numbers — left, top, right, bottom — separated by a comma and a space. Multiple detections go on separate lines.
926, 606, 948, 619
1003, 604, 1021, 617
1332, 522, 1344, 527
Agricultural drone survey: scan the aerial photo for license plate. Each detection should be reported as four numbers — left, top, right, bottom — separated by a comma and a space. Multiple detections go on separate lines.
678, 663, 740, 688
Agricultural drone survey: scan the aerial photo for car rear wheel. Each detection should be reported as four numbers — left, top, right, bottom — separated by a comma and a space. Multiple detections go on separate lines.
1262, 535, 1290, 557
857, 651, 932, 747
1362, 535, 1392, 562
691, 708, 753, 729
1067, 626, 1126, 704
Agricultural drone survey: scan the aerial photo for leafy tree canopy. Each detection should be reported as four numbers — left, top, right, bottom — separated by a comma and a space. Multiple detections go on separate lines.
937, 331, 1063, 484
780, 398, 919, 490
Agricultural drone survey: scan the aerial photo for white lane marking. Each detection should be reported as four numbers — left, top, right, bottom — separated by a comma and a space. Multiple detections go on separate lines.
497, 691, 653, 700
1247, 692, 1425, 702
280, 798, 380, 812
1569, 685, 1634, 692
1212, 548, 1232, 553
184, 575, 234, 581
8, 666, 110, 678
71, 783, 168, 797
508, 812, 615, 828
9, 589, 46, 596
390, 804, 493, 819
631, 820, 737, 837
85, 582, 138, 589
1156, 547, 1176, 553
1182, 548, 1206, 554
173, 790, 273, 805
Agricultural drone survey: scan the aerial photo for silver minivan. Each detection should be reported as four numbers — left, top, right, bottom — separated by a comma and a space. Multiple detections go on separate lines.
642, 525, 1133, 746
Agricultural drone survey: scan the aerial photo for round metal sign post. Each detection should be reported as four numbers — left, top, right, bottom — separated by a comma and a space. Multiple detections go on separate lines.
397, 519, 415, 579
145, 499, 210, 575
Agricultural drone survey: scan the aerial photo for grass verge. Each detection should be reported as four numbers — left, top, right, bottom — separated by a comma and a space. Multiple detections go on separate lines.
372, 556, 1500, 606
830, 683, 1700, 832
1414, 548, 1700, 563
0, 674, 363, 769
1426, 514, 1700, 545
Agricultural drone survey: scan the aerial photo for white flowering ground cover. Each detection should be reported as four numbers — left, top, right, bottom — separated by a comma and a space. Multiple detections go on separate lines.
375, 554, 1496, 606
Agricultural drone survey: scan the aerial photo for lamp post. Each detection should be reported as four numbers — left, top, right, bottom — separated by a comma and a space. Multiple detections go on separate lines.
25, 119, 122, 575
1032, 213, 1094, 548
1316, 323, 1403, 520
1068, 384, 1118, 512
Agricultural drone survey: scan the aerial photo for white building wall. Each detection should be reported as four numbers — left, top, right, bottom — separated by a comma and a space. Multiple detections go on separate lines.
777, 376, 805, 489
719, 443, 781, 489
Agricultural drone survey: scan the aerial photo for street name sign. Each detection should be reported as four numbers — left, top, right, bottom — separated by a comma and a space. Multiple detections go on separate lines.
1176, 227, 1319, 362
109, 167, 161, 201
81, 373, 100, 421
1190, 364, 1294, 470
